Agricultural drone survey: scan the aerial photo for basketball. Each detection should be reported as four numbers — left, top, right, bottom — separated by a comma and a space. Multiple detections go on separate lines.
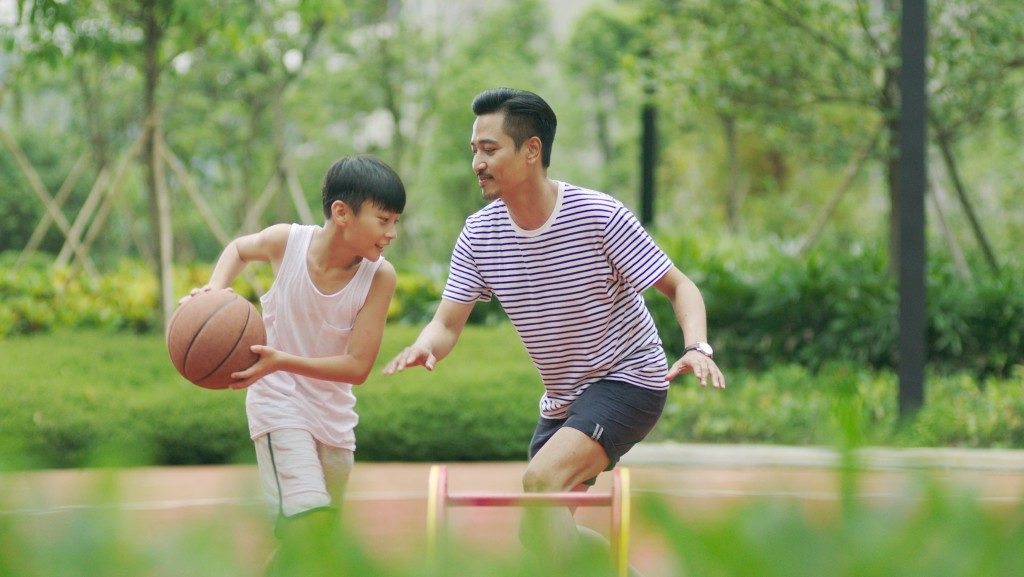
166, 289, 266, 389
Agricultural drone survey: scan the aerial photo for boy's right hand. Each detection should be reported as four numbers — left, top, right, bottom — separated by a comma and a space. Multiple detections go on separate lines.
382, 345, 437, 375
178, 285, 231, 305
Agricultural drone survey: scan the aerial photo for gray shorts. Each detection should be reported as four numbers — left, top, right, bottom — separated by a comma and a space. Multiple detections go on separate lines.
254, 429, 354, 519
528, 379, 667, 483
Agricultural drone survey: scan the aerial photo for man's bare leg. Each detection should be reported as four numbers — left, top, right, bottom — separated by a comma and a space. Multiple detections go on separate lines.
519, 427, 608, 550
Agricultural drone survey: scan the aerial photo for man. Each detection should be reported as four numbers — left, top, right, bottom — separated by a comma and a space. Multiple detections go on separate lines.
384, 87, 724, 554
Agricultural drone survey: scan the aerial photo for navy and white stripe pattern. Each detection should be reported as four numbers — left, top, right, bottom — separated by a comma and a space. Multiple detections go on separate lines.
442, 182, 672, 419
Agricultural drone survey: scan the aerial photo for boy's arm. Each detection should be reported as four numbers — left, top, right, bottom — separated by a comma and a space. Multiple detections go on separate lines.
653, 266, 726, 388
231, 261, 397, 386
205, 224, 291, 291
382, 298, 474, 374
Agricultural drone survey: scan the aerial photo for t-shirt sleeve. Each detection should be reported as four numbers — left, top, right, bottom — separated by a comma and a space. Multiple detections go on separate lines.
602, 205, 673, 292
441, 227, 493, 303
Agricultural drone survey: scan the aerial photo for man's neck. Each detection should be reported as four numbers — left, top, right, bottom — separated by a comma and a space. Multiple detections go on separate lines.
504, 177, 558, 231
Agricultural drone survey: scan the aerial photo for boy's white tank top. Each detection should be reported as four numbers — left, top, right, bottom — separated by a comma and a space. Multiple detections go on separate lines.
246, 224, 383, 450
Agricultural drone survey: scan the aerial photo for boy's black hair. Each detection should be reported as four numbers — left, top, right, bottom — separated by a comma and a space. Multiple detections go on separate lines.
321, 155, 406, 217
471, 88, 557, 168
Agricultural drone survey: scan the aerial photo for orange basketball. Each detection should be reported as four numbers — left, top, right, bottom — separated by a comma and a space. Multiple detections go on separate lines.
166, 289, 266, 389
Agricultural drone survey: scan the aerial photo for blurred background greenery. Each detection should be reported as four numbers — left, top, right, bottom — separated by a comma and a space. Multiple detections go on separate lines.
2, 4, 1024, 574
2, 0, 1021, 284
2, 0, 1023, 464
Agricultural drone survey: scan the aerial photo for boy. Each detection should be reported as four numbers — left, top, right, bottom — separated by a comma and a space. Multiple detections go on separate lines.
183, 155, 405, 568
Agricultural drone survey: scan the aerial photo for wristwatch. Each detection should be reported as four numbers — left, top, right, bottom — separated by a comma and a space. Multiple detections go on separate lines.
683, 342, 714, 358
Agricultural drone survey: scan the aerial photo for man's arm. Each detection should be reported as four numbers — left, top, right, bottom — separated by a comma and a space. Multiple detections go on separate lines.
653, 266, 726, 388
382, 298, 475, 374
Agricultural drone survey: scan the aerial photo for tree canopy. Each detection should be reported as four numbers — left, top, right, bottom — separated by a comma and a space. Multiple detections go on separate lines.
2, 0, 1021, 300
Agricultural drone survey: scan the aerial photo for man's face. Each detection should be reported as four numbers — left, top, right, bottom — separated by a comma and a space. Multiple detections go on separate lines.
470, 112, 529, 201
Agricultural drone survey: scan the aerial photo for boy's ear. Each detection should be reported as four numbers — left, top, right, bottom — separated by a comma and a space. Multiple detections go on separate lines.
330, 200, 352, 223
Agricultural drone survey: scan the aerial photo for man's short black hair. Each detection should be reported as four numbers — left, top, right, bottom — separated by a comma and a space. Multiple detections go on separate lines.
471, 88, 557, 168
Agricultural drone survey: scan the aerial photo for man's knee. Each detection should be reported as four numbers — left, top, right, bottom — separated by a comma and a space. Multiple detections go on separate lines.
522, 465, 560, 493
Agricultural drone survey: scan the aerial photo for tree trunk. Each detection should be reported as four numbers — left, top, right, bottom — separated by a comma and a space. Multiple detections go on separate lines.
141, 0, 175, 327
722, 114, 742, 233
935, 130, 999, 272
798, 129, 879, 256
883, 77, 900, 276
927, 165, 971, 282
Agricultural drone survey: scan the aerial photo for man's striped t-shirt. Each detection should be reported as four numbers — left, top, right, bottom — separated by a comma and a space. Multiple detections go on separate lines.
442, 181, 673, 419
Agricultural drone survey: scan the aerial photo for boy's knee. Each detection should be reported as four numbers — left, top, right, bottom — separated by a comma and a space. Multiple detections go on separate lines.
269, 507, 343, 576
274, 506, 338, 541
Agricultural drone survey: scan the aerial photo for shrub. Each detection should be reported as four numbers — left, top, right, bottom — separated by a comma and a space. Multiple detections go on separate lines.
649, 363, 899, 447
6, 241, 1023, 377
650, 237, 1024, 377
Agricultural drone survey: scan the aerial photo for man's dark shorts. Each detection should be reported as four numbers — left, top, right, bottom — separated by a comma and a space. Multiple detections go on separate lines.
528, 379, 667, 485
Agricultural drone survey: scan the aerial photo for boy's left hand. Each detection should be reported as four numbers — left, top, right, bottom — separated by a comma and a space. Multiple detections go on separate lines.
666, 351, 726, 389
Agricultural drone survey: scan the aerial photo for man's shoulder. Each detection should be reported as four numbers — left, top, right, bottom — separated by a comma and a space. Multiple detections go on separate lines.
559, 182, 627, 220
561, 182, 624, 206
463, 199, 509, 228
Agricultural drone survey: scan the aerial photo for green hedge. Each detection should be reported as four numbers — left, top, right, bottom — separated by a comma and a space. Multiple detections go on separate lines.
2, 327, 1024, 472
5, 241, 1021, 377
0, 325, 542, 470
648, 238, 1024, 377
0, 252, 451, 336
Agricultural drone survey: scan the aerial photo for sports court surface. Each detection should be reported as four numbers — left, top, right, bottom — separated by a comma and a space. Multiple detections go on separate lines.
4, 443, 1024, 576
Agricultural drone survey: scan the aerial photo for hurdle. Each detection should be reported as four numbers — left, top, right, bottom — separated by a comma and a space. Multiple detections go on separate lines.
426, 465, 631, 577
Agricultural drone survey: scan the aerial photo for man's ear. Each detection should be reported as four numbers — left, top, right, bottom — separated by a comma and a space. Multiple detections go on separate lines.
525, 136, 543, 164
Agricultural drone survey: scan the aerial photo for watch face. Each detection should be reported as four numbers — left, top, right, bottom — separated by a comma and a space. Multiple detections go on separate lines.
691, 342, 713, 356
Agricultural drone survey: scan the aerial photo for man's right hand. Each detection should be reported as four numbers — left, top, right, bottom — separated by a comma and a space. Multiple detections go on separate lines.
382, 345, 437, 375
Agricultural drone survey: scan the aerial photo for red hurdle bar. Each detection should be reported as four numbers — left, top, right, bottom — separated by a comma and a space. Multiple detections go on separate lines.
446, 492, 613, 507
426, 465, 630, 577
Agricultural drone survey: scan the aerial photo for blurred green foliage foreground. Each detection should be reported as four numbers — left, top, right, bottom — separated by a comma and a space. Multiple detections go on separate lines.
2, 465, 1024, 577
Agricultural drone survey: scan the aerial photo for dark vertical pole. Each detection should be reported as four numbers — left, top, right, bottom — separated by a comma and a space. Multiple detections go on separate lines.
898, 0, 927, 415
640, 101, 656, 227
639, 45, 656, 228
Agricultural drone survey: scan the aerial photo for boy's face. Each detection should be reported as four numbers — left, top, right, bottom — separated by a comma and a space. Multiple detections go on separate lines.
340, 200, 400, 261
470, 112, 533, 201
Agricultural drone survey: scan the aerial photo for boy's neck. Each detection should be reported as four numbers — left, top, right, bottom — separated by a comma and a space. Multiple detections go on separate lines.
310, 225, 361, 271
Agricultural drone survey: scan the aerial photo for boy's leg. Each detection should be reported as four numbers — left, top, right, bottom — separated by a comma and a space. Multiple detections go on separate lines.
254, 430, 346, 576
254, 429, 336, 520
317, 444, 354, 510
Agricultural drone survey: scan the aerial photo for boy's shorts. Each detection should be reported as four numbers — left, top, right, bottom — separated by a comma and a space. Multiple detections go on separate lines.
528, 379, 667, 485
253, 428, 354, 519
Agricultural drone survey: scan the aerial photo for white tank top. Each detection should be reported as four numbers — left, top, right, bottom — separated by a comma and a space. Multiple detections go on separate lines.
246, 224, 383, 450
